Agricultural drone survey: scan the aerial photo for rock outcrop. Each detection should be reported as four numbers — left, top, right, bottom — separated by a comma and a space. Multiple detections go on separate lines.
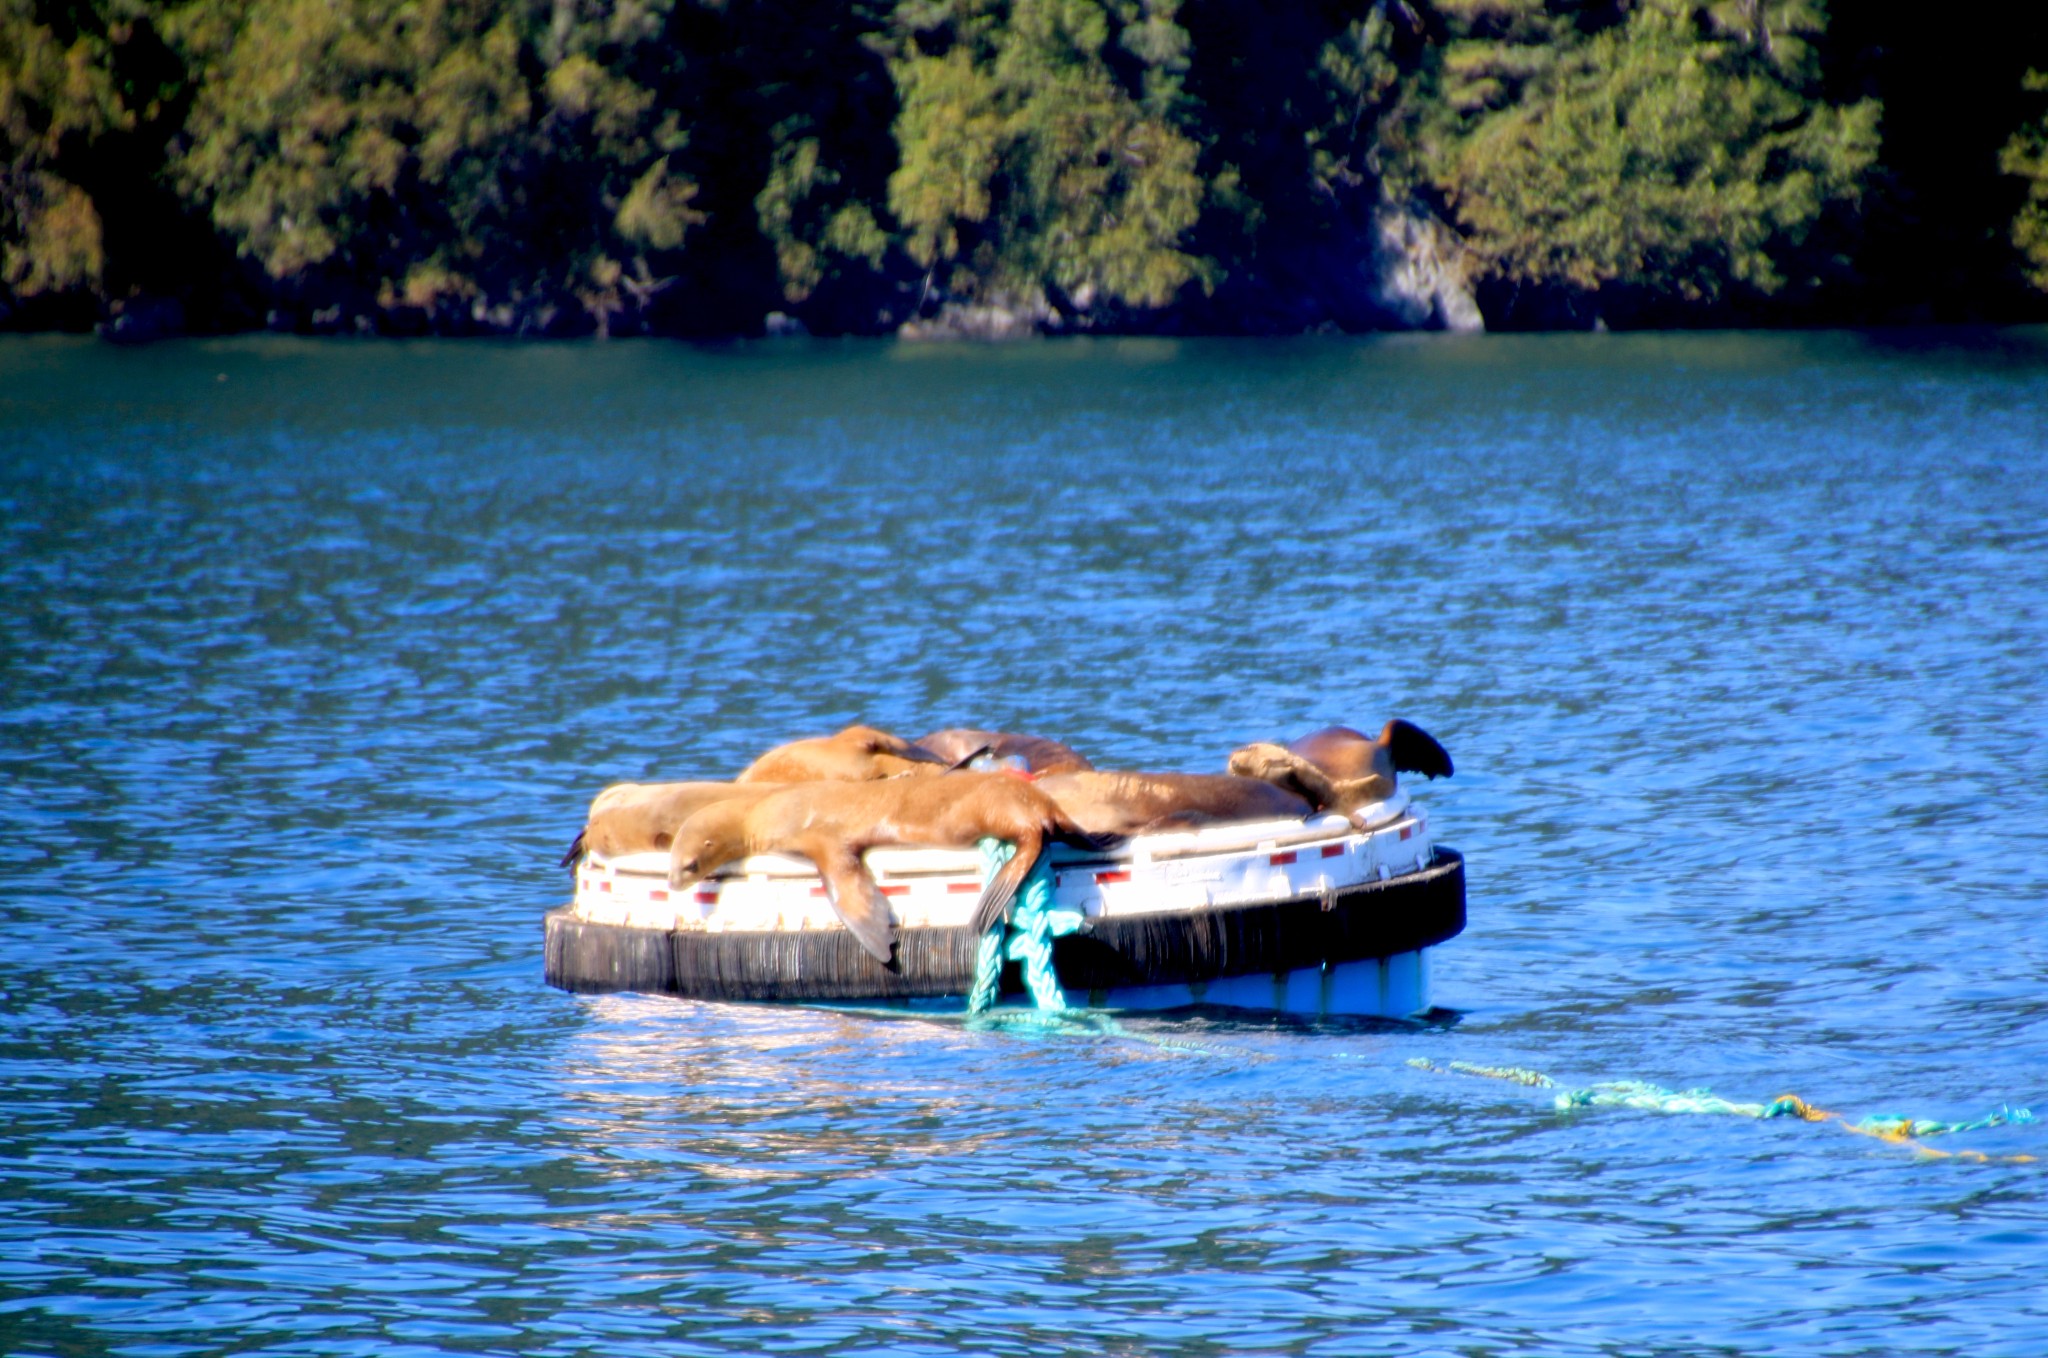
1368, 203, 1484, 333
894, 200, 1484, 339
897, 291, 1054, 342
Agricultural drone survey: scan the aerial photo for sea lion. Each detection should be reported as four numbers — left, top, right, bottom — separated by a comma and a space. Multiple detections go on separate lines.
667, 772, 1114, 963
1035, 771, 1314, 838
735, 724, 952, 783
559, 780, 789, 867
913, 728, 1096, 775
1227, 720, 1454, 814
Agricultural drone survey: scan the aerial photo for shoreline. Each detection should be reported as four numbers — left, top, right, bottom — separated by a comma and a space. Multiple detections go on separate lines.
8, 321, 2048, 350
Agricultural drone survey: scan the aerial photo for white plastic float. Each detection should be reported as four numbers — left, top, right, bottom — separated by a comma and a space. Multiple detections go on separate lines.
543, 789, 1464, 1018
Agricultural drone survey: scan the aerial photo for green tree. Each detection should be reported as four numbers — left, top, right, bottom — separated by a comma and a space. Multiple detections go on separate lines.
1418, 0, 1877, 305
1, 0, 127, 306
529, 0, 703, 333
1308, 6, 1407, 198
756, 129, 889, 309
2001, 71, 2048, 291
169, 0, 703, 332
731, 2, 899, 314
887, 0, 1208, 317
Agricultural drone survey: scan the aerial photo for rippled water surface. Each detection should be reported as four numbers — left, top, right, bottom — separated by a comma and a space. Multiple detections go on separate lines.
4, 331, 2046, 1356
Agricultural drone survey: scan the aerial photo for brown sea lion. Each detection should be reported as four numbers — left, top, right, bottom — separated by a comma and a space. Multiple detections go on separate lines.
913, 728, 1096, 775
559, 781, 787, 867
667, 772, 1114, 963
735, 724, 951, 783
1035, 771, 1314, 837
1227, 720, 1454, 814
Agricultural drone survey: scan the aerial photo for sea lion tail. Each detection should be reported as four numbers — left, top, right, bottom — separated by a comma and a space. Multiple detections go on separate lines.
559, 829, 586, 870
1385, 720, 1454, 779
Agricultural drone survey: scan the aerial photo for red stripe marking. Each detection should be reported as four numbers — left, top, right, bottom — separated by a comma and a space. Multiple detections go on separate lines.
1269, 851, 1297, 866
1095, 870, 1130, 885
947, 882, 980, 894
649, 889, 668, 902
880, 885, 908, 897
1399, 825, 1413, 840
694, 890, 718, 905
1321, 844, 1344, 859
599, 881, 611, 893
809, 886, 827, 898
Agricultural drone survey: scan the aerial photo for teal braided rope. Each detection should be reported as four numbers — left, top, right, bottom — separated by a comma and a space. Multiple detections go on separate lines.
1409, 1059, 2038, 1161
1839, 1106, 2037, 1138
1555, 1081, 1776, 1117
968, 837, 1082, 1014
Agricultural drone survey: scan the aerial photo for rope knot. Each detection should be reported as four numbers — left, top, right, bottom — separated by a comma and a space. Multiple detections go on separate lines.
1763, 1095, 1821, 1121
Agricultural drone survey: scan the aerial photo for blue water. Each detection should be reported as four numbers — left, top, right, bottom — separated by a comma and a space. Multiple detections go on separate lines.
3, 331, 2045, 1356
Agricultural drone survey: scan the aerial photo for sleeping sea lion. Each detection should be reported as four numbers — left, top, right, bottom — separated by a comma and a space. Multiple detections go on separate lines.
1227, 719, 1454, 814
666, 772, 1114, 963
1035, 771, 1313, 838
913, 728, 1096, 775
559, 780, 787, 867
735, 724, 952, 783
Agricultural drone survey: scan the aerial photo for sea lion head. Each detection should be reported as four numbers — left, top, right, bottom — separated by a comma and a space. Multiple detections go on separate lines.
667, 799, 754, 891
1226, 743, 1340, 809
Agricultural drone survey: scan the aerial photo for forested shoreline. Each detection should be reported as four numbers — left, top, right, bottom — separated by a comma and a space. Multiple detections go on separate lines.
6, 0, 2048, 340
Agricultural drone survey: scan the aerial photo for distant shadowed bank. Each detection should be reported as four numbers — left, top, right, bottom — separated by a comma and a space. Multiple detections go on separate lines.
5, 0, 2048, 341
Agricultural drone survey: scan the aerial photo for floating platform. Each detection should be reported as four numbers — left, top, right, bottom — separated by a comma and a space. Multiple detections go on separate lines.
545, 791, 1465, 1018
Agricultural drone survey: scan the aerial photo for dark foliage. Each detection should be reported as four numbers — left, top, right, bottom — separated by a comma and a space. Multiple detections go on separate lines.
3, 0, 2044, 336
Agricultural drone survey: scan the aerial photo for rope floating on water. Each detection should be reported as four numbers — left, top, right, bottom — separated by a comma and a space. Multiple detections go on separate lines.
1407, 1059, 2039, 1163
968, 837, 1083, 1015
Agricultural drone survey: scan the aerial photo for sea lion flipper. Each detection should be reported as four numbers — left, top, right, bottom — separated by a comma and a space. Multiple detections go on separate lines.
559, 828, 586, 870
1050, 810, 1123, 856
811, 843, 899, 965
971, 856, 1027, 937
1385, 720, 1453, 779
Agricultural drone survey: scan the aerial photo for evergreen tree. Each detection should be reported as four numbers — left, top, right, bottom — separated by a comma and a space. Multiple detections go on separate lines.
169, 0, 704, 332
1, 0, 126, 312
2000, 71, 2048, 292
1412, 0, 1878, 310
734, 1, 897, 318
887, 0, 1208, 318
6, 0, 2046, 334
